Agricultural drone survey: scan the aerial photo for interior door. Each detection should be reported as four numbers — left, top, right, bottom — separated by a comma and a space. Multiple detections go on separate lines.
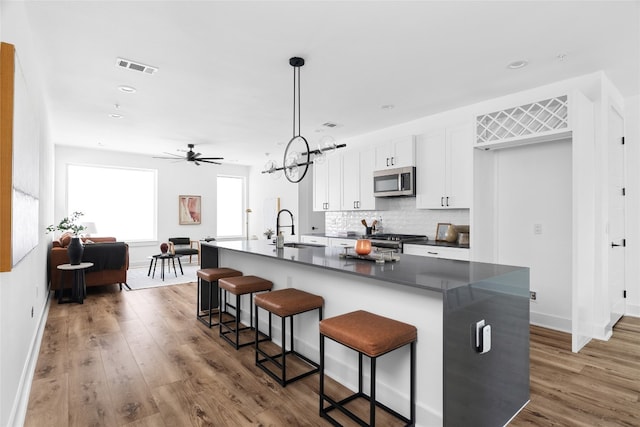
608, 107, 626, 327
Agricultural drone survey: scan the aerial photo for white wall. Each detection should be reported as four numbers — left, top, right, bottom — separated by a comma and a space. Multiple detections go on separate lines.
247, 165, 299, 240
54, 146, 250, 267
625, 95, 640, 316
0, 2, 54, 425
495, 140, 573, 330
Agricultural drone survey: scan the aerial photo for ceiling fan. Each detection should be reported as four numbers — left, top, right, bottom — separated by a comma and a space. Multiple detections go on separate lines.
154, 143, 223, 165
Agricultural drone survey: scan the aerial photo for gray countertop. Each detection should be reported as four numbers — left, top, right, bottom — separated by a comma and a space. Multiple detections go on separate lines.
206, 240, 524, 294
303, 233, 470, 249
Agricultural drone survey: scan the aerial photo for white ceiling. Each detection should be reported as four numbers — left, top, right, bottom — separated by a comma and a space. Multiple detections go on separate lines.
20, 1, 639, 167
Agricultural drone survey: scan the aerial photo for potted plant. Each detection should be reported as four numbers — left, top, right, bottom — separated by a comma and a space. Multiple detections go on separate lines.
47, 211, 87, 265
263, 228, 274, 240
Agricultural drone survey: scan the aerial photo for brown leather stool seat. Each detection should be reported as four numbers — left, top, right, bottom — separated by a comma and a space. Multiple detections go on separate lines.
196, 268, 242, 327
218, 275, 273, 349
254, 288, 324, 386
319, 310, 417, 426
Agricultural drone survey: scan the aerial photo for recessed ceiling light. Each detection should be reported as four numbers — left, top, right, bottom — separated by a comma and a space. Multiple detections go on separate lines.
381, 104, 395, 110
109, 113, 123, 119
118, 85, 137, 93
556, 53, 568, 61
507, 60, 528, 70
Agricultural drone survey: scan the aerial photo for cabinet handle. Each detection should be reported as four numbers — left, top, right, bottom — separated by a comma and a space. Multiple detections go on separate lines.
428, 251, 438, 255
446, 196, 449, 206
386, 158, 390, 167
391, 156, 395, 166
441, 197, 444, 207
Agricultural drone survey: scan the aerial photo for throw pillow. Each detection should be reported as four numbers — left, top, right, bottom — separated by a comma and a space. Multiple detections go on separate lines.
60, 232, 73, 247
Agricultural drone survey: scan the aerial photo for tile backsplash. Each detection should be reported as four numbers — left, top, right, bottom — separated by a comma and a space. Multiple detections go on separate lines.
325, 197, 469, 239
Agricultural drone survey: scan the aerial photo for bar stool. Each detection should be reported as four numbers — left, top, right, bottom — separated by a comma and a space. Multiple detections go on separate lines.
196, 268, 242, 327
218, 275, 273, 349
254, 288, 324, 387
319, 310, 417, 427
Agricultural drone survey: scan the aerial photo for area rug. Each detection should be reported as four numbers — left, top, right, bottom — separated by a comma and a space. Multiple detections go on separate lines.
126, 263, 200, 290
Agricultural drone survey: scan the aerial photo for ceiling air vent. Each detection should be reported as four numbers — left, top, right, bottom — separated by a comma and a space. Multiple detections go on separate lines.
322, 122, 338, 128
115, 58, 158, 75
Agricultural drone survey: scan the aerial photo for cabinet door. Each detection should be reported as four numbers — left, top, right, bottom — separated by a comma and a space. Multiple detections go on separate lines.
375, 144, 393, 169
342, 150, 360, 210
358, 149, 376, 210
446, 123, 472, 208
416, 130, 447, 209
300, 235, 328, 246
313, 160, 329, 211
329, 238, 355, 249
375, 136, 416, 170
327, 155, 342, 211
391, 135, 416, 168
403, 244, 470, 261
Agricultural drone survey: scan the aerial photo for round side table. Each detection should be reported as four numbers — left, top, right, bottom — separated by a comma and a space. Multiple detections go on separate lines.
57, 262, 94, 304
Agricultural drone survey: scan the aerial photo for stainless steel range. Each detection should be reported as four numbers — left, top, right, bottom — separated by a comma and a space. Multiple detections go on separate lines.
363, 233, 428, 253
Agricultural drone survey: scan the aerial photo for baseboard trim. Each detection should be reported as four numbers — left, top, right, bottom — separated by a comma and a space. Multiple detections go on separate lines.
8, 292, 51, 427
625, 304, 640, 317
530, 311, 571, 333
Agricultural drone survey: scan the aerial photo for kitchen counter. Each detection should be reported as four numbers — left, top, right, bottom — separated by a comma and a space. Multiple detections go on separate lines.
201, 240, 529, 427
302, 233, 470, 249
209, 240, 506, 293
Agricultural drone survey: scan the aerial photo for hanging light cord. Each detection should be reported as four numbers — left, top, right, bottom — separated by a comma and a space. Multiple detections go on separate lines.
292, 64, 301, 138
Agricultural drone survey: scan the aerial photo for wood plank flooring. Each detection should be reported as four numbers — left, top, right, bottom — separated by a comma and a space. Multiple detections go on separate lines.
25, 283, 640, 426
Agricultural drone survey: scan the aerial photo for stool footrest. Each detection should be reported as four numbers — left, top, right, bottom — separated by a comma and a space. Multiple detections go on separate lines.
321, 392, 413, 427
256, 349, 319, 386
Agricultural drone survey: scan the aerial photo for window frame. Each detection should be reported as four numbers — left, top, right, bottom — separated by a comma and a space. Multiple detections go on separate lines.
216, 174, 246, 239
66, 163, 158, 243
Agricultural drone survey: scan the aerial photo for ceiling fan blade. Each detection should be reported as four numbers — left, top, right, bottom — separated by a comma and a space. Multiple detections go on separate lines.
198, 159, 222, 165
198, 156, 224, 160
153, 155, 185, 160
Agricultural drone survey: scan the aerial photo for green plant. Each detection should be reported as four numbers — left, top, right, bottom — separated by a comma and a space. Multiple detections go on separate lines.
263, 228, 274, 239
46, 211, 87, 236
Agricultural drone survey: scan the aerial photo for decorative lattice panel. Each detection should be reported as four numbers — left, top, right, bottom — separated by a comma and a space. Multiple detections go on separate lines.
476, 95, 568, 144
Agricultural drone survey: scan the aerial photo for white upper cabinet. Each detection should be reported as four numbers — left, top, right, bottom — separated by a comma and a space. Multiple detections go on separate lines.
313, 155, 342, 212
342, 149, 375, 210
416, 123, 472, 209
375, 135, 415, 170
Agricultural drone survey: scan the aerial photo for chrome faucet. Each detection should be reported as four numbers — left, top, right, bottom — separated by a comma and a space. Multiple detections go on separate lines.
276, 209, 295, 237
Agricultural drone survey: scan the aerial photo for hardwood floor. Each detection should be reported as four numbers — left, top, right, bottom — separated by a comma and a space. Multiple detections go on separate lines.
25, 283, 640, 426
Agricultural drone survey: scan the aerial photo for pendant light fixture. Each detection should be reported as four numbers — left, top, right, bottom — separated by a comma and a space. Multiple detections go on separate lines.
283, 57, 310, 183
262, 56, 346, 182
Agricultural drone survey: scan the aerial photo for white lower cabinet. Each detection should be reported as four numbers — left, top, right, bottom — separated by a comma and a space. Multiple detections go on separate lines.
403, 244, 470, 261
329, 238, 356, 249
300, 235, 329, 246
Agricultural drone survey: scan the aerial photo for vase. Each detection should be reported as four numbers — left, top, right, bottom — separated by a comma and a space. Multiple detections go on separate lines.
67, 237, 84, 265
354, 239, 372, 255
160, 242, 169, 254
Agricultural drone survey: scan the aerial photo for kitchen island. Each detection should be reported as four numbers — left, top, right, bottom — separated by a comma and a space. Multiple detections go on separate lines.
201, 240, 529, 427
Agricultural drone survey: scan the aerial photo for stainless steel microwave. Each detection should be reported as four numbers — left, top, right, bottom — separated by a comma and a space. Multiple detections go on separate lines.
373, 166, 416, 197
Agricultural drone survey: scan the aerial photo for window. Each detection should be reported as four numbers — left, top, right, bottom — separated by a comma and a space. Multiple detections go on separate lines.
67, 164, 157, 242
217, 175, 244, 238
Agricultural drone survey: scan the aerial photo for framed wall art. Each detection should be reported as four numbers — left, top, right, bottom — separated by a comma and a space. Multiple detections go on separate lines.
179, 195, 201, 225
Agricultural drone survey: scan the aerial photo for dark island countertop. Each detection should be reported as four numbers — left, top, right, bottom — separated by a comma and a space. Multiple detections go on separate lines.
207, 240, 524, 294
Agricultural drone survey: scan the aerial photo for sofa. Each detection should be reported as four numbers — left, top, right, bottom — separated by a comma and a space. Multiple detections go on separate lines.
50, 235, 129, 291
